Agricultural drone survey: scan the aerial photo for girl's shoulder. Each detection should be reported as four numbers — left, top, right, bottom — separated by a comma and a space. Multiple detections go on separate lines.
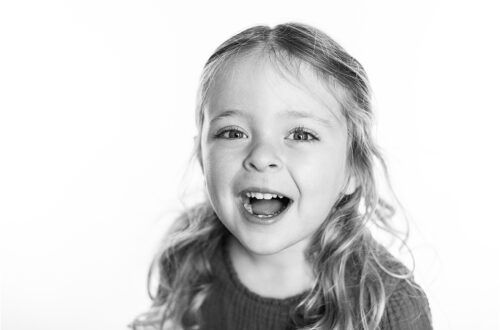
380, 276, 433, 330
371, 244, 432, 329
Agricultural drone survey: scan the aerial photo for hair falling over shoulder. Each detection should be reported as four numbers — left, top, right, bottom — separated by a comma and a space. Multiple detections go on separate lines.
130, 202, 229, 330
130, 23, 427, 330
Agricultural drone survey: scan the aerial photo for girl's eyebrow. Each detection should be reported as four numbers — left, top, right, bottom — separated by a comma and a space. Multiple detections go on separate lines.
209, 108, 337, 126
209, 109, 247, 125
284, 109, 338, 127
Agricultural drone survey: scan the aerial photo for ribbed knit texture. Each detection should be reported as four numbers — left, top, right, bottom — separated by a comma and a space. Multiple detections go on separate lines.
200, 238, 432, 330
200, 238, 308, 330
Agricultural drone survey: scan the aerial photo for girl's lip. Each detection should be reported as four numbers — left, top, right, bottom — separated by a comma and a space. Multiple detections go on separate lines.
236, 186, 294, 225
237, 194, 292, 225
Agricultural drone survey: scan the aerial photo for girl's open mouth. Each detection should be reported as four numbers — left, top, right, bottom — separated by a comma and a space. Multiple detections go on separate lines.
240, 190, 292, 219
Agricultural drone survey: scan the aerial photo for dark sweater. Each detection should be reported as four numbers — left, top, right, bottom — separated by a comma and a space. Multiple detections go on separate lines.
200, 239, 433, 330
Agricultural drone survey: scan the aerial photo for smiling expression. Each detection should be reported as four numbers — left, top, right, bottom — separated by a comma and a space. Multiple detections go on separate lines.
200, 51, 354, 255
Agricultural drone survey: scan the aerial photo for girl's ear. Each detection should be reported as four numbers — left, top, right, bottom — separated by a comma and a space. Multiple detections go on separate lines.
194, 135, 204, 173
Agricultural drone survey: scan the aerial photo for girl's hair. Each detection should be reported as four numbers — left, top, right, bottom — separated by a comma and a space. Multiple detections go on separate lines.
131, 23, 422, 330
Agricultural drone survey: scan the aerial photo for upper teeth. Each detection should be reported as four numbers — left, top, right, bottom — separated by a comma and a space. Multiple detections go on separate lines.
245, 192, 284, 199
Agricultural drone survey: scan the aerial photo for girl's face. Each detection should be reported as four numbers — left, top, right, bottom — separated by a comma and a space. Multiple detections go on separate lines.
200, 52, 353, 256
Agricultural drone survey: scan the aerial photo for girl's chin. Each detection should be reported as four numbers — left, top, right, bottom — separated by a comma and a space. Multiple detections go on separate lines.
233, 233, 307, 257
242, 243, 285, 256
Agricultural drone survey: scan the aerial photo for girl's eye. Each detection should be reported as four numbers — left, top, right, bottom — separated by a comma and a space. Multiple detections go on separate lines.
215, 128, 248, 139
287, 127, 319, 142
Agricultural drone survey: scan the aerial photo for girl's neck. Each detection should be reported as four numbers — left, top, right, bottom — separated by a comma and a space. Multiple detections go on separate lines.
227, 236, 314, 299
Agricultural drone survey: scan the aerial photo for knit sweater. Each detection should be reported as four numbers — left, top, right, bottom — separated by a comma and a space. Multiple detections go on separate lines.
199, 239, 433, 330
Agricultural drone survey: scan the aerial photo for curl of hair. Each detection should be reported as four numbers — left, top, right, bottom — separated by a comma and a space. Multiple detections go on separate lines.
130, 23, 424, 330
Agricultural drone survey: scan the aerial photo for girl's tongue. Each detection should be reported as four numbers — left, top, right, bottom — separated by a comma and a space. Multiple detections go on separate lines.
250, 198, 283, 216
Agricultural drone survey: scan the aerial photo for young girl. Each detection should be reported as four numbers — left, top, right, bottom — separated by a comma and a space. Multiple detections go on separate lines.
130, 22, 432, 330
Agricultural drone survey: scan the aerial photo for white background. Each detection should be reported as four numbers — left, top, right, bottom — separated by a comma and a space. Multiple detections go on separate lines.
1, 1, 499, 329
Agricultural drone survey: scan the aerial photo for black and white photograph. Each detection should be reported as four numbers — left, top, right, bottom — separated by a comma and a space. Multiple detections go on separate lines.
1, 1, 498, 329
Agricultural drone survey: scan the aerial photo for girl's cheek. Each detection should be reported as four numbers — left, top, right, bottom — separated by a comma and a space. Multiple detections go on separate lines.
205, 148, 239, 175
286, 148, 320, 166
211, 141, 247, 157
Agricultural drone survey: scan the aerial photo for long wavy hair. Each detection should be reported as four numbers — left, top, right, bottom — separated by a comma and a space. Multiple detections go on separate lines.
131, 22, 421, 330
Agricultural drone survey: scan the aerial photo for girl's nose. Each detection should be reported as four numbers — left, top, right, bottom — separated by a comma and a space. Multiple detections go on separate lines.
243, 140, 282, 172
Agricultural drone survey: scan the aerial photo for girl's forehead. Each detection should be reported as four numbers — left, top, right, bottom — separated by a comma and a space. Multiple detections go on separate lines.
206, 52, 345, 124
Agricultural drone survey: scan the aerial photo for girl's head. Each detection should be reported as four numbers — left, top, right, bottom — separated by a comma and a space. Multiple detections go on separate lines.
194, 23, 382, 257
133, 23, 413, 330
